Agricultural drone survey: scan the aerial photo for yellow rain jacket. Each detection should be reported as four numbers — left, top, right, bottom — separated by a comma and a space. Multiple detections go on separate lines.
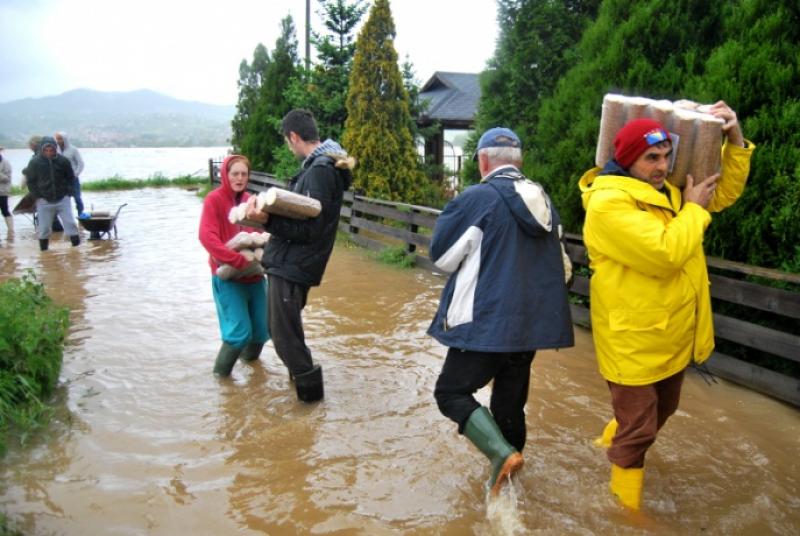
579, 141, 755, 385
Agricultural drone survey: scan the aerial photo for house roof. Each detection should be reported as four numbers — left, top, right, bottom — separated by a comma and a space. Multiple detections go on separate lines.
417, 72, 480, 128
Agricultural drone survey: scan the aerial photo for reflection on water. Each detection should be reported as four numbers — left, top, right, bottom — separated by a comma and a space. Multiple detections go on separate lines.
1, 188, 798, 535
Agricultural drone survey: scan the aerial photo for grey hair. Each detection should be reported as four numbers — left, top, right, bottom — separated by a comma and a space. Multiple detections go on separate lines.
479, 146, 522, 166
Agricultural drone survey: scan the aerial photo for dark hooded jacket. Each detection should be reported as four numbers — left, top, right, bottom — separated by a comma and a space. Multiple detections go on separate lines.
261, 139, 353, 287
24, 136, 76, 202
427, 166, 574, 352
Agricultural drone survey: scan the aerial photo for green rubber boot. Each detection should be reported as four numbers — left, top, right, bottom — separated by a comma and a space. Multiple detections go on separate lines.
213, 342, 241, 377
239, 342, 264, 362
463, 406, 524, 495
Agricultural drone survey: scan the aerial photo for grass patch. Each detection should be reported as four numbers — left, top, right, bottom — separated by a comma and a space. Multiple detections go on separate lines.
0, 513, 23, 536
375, 245, 416, 269
81, 173, 207, 192
0, 271, 69, 456
10, 174, 209, 196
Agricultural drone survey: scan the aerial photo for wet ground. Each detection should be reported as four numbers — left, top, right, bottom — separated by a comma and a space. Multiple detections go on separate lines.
1, 187, 798, 535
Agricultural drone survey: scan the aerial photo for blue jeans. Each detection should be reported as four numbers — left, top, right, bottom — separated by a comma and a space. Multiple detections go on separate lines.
74, 178, 85, 214
211, 276, 269, 349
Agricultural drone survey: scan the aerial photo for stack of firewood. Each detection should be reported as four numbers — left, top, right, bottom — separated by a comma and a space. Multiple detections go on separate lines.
596, 94, 725, 186
228, 187, 322, 227
216, 231, 270, 280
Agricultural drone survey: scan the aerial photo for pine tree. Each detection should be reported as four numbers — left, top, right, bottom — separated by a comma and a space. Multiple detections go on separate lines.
342, 0, 429, 203
528, 0, 728, 232
233, 16, 300, 172
462, 0, 600, 185
287, 0, 367, 141
686, 0, 800, 269
231, 44, 270, 152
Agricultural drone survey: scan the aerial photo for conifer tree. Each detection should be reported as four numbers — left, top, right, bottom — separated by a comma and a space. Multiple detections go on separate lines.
462, 0, 600, 185
685, 0, 800, 269
287, 0, 367, 141
528, 0, 728, 232
342, 0, 429, 204
233, 16, 300, 172
231, 44, 270, 152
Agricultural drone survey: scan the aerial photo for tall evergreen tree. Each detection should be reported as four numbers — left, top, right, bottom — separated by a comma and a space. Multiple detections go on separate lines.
233, 15, 300, 172
528, 0, 728, 232
287, 0, 367, 141
342, 0, 429, 204
231, 44, 270, 151
685, 0, 800, 269
462, 0, 600, 184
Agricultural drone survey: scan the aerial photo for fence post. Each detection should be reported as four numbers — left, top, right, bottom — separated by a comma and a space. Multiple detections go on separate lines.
407, 209, 418, 254
208, 158, 215, 186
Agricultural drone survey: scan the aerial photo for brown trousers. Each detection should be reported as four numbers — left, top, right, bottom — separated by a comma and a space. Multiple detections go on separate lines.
607, 370, 685, 468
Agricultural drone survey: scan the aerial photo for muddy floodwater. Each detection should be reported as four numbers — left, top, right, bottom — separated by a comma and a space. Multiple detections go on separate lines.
1, 187, 798, 535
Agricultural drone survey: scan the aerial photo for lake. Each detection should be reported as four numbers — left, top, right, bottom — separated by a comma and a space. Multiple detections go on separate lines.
1, 146, 231, 184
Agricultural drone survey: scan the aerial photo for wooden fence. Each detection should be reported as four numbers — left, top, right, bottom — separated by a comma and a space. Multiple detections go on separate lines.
210, 161, 800, 407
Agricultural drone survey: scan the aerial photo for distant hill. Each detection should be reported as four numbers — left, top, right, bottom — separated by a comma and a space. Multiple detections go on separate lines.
0, 89, 235, 148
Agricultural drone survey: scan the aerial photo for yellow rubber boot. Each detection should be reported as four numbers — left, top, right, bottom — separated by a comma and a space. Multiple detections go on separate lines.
593, 418, 618, 449
610, 464, 644, 511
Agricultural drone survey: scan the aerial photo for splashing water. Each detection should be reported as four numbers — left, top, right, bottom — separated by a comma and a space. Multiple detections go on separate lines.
486, 476, 527, 536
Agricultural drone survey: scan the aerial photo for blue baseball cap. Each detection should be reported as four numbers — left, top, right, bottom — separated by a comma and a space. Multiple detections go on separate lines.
473, 127, 521, 161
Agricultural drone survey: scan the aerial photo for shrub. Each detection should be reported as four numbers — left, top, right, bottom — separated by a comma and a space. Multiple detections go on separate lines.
0, 271, 69, 455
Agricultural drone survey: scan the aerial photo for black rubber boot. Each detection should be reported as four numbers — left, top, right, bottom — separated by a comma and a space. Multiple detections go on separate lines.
39, 238, 49, 251
70, 234, 81, 247
213, 342, 241, 377
294, 364, 324, 402
239, 342, 264, 362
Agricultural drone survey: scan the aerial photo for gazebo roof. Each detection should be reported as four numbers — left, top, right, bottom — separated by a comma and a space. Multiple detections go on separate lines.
417, 72, 480, 129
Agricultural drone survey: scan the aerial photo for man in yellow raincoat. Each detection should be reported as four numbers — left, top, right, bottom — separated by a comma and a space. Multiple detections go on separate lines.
578, 101, 754, 511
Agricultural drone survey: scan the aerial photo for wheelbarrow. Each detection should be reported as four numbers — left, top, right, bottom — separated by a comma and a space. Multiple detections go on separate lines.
78, 204, 128, 240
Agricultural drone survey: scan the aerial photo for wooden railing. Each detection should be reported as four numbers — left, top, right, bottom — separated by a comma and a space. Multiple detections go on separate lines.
210, 161, 800, 407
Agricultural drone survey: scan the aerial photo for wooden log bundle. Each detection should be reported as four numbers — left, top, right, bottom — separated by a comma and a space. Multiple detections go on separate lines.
228, 187, 322, 227
596, 94, 725, 187
216, 231, 270, 280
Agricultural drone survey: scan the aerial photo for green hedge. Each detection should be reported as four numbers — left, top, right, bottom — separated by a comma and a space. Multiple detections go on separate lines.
0, 271, 69, 456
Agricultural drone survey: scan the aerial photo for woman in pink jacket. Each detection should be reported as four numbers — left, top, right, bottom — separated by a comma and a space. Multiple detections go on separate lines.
199, 155, 269, 376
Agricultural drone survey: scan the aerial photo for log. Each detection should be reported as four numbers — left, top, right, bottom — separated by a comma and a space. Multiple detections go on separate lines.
228, 204, 268, 228
217, 261, 264, 280
669, 108, 698, 187
226, 231, 269, 251
595, 94, 724, 187
595, 94, 628, 170
690, 114, 724, 184
255, 188, 322, 219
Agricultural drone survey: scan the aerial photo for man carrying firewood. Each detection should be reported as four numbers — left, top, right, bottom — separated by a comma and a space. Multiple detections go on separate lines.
246, 109, 354, 402
578, 101, 754, 512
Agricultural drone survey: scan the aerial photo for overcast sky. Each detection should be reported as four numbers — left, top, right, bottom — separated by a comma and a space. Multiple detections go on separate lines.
0, 0, 499, 105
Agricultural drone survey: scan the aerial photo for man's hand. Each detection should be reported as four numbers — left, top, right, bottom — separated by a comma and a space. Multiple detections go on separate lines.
245, 195, 268, 224
683, 172, 719, 209
708, 101, 745, 147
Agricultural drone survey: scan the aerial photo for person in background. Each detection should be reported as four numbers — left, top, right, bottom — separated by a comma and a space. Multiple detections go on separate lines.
578, 102, 754, 512
55, 132, 87, 218
24, 136, 81, 250
245, 109, 354, 403
21, 135, 42, 189
0, 146, 13, 237
199, 155, 269, 377
428, 127, 574, 496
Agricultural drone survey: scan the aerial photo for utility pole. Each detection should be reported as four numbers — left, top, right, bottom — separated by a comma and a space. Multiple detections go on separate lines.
305, 0, 311, 71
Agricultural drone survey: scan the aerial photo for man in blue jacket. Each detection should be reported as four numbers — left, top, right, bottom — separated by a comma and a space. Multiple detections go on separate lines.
429, 127, 574, 496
